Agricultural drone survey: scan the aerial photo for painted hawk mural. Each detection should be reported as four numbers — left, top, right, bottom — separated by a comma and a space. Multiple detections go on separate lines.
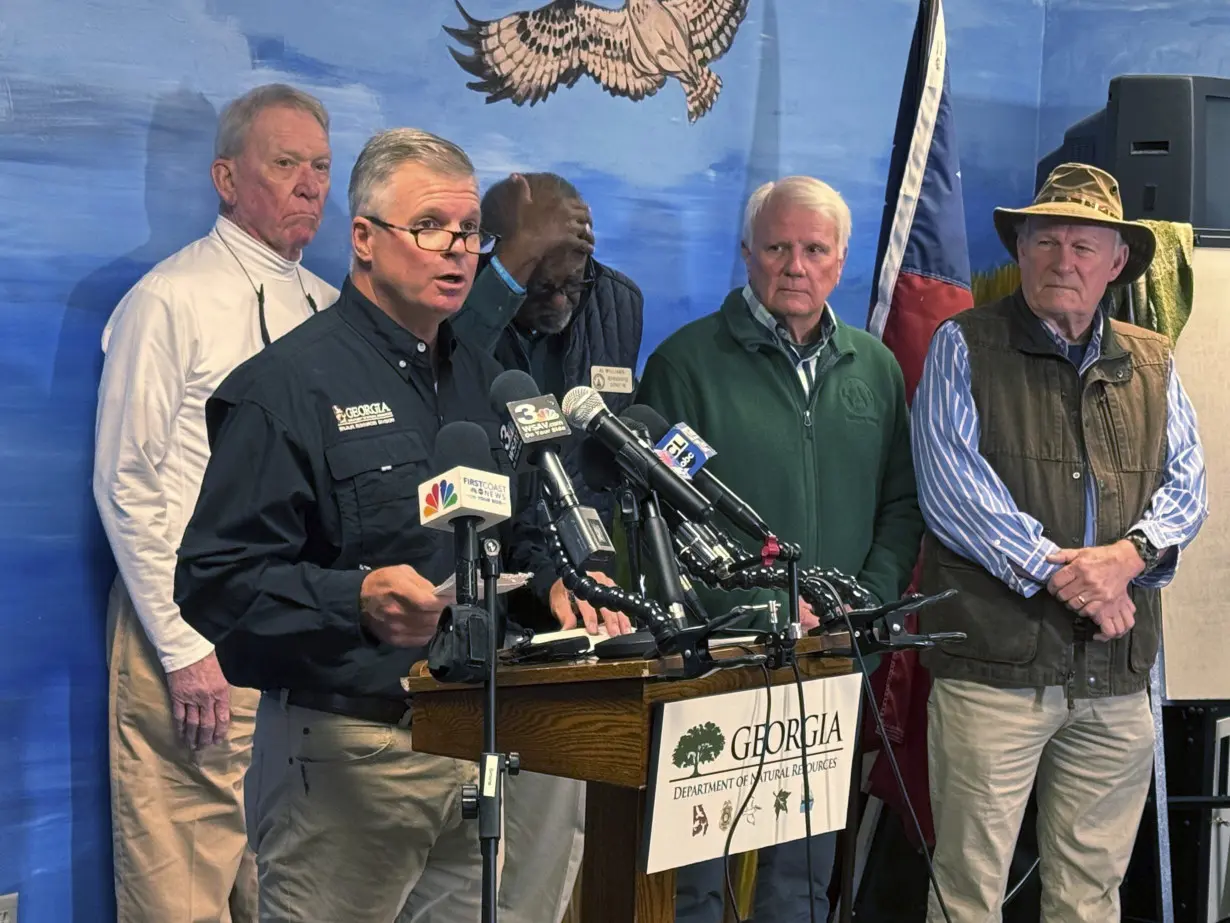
445, 0, 750, 123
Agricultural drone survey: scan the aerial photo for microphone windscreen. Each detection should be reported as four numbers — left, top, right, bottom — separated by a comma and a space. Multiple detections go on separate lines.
432, 420, 497, 473
488, 368, 541, 415
620, 404, 672, 443
578, 437, 622, 492
561, 386, 607, 428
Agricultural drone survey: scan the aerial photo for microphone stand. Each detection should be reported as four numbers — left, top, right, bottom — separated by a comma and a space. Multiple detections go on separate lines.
458, 534, 519, 923
616, 485, 643, 592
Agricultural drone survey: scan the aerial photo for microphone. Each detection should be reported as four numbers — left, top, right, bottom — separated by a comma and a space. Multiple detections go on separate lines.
608, 417, 704, 625
488, 369, 571, 472
490, 370, 614, 568
419, 421, 512, 605
620, 405, 773, 543
561, 387, 714, 525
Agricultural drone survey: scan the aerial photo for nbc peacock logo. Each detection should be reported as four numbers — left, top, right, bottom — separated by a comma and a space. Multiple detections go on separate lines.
422, 479, 459, 519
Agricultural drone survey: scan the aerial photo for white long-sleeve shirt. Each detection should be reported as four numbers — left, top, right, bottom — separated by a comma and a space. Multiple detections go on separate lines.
94, 215, 339, 673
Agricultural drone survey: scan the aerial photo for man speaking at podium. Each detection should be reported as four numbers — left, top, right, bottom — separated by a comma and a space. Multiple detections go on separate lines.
636, 176, 924, 923
173, 128, 569, 922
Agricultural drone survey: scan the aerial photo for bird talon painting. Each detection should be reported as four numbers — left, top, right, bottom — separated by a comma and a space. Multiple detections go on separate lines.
445, 0, 750, 122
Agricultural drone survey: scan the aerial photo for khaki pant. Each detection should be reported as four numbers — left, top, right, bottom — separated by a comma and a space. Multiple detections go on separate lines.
247, 694, 487, 923
927, 678, 1155, 923
107, 579, 259, 923
498, 772, 586, 923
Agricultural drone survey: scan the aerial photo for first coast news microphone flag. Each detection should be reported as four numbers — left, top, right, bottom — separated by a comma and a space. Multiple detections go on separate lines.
865, 0, 973, 846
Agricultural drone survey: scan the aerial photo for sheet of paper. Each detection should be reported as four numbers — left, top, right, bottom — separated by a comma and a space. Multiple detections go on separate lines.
432, 572, 532, 599
526, 627, 762, 653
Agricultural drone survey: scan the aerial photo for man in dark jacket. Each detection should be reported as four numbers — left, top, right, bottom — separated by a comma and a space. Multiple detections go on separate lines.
452, 171, 645, 923
455, 171, 644, 633
637, 175, 923, 923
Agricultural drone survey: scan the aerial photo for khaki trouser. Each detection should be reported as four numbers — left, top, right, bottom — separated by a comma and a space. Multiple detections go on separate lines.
498, 772, 586, 923
248, 694, 488, 923
927, 678, 1155, 923
107, 579, 259, 923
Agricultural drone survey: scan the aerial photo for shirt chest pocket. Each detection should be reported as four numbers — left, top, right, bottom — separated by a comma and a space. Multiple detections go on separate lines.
325, 430, 432, 566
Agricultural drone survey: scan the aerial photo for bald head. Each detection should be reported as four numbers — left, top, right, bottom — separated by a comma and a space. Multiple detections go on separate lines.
481, 172, 583, 239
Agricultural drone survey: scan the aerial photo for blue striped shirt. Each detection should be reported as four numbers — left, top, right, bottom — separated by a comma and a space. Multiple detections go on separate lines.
911, 315, 1208, 598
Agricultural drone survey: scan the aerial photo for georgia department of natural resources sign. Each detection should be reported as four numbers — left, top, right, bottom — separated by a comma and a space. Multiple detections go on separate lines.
642, 673, 863, 874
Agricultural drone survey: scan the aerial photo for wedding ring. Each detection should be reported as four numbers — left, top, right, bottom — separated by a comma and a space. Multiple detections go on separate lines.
1076, 594, 1087, 607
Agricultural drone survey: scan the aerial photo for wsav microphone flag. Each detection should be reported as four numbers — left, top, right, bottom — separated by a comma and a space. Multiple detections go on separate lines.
864, 0, 973, 848
866, 0, 973, 402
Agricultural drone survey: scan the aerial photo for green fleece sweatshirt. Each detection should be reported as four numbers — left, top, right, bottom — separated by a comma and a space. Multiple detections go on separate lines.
635, 289, 923, 635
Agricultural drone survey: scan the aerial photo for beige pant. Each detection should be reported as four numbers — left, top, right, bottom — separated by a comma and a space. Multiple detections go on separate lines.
247, 694, 487, 923
107, 579, 258, 923
927, 678, 1155, 923
497, 772, 585, 923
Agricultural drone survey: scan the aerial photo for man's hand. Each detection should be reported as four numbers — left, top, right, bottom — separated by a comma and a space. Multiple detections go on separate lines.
800, 599, 821, 632
494, 174, 595, 285
360, 565, 448, 648
1046, 541, 1145, 614
166, 651, 231, 750
1084, 592, 1136, 642
549, 573, 634, 637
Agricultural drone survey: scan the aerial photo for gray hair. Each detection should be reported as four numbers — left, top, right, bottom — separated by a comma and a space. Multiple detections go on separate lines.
742, 176, 852, 254
214, 84, 329, 160
348, 128, 475, 218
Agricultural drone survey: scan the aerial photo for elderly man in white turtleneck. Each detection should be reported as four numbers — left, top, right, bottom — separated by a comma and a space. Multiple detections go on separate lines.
93, 83, 337, 923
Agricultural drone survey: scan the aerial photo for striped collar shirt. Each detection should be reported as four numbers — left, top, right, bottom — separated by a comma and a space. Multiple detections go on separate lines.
743, 285, 836, 396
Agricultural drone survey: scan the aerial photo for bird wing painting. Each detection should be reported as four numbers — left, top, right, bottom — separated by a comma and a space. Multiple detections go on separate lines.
445, 0, 750, 122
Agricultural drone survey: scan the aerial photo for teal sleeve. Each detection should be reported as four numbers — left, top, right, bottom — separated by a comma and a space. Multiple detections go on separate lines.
451, 262, 526, 353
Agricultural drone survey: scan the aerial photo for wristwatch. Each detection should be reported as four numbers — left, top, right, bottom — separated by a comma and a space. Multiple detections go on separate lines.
1125, 530, 1162, 573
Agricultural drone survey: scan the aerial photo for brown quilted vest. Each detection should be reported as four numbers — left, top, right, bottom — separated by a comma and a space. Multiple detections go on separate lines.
919, 291, 1170, 698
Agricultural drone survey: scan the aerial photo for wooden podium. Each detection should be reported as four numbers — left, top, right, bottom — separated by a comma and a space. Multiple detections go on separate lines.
404, 635, 855, 923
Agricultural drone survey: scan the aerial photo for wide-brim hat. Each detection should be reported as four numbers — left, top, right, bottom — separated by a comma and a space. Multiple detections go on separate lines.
993, 162, 1156, 285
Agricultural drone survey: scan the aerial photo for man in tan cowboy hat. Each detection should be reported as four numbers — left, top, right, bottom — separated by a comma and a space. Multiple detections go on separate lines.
909, 162, 1208, 921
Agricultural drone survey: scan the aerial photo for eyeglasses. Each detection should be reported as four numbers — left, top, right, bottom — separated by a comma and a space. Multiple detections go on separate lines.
527, 271, 595, 302
364, 216, 498, 255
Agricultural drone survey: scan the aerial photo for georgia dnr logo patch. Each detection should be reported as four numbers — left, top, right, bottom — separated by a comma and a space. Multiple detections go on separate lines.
332, 402, 395, 432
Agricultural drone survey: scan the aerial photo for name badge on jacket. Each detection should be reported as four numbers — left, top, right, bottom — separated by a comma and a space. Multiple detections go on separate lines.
591, 366, 634, 394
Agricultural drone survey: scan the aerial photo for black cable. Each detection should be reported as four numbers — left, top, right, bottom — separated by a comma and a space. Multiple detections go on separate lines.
723, 660, 774, 923
789, 657, 818, 923
839, 609, 954, 923
539, 512, 677, 641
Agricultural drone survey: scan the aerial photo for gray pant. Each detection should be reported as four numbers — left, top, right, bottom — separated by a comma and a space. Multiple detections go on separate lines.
497, 771, 586, 923
674, 833, 838, 923
247, 695, 486, 923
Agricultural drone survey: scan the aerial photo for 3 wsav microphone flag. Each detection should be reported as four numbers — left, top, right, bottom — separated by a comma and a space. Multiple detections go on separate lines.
500, 393, 570, 470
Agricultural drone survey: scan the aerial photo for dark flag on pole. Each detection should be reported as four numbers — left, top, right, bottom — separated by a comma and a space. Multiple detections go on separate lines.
867, 0, 973, 400
865, 0, 972, 847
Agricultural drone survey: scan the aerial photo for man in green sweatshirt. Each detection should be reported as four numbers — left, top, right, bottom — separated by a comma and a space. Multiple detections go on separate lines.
636, 175, 923, 923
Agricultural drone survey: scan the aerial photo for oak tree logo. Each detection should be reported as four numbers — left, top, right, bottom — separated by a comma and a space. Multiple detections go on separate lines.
672, 721, 725, 778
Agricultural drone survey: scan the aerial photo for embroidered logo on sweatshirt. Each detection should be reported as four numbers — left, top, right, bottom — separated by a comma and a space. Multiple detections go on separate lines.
839, 378, 878, 421
333, 402, 395, 432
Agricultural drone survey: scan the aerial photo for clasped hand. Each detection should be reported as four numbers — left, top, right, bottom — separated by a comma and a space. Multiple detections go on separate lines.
1046, 540, 1145, 642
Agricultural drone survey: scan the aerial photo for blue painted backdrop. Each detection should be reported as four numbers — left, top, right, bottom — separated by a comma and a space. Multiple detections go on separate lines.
12, 0, 1223, 919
